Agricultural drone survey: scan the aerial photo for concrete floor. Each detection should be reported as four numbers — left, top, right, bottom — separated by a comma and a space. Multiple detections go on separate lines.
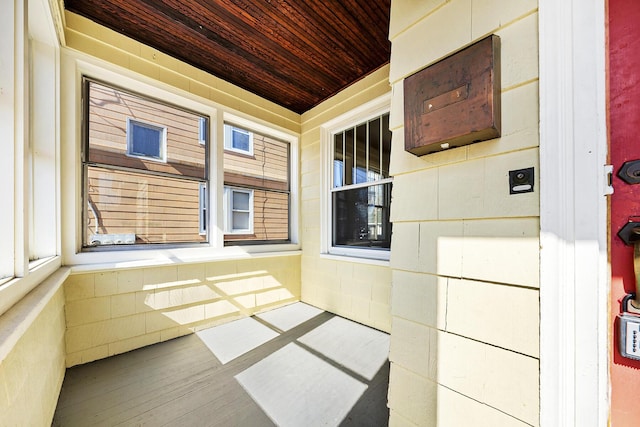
53, 302, 390, 426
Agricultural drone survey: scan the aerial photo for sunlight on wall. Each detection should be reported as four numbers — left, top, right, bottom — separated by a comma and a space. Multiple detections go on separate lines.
63, 255, 300, 367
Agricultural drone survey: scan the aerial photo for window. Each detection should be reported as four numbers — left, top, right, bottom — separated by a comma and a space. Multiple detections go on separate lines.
199, 183, 207, 235
198, 116, 207, 145
324, 107, 392, 260
222, 122, 290, 244
0, 0, 61, 316
127, 119, 166, 161
224, 187, 253, 233
83, 79, 208, 248
224, 124, 253, 155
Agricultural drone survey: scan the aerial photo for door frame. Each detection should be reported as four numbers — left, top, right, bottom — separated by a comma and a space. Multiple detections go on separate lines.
539, 0, 609, 425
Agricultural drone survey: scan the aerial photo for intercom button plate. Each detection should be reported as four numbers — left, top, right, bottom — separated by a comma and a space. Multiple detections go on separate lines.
619, 313, 640, 360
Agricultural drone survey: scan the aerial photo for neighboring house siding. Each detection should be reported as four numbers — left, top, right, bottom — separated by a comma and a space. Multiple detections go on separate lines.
387, 1, 540, 426
299, 66, 393, 333
86, 81, 206, 245
224, 133, 290, 242
86, 168, 204, 244
88, 82, 206, 178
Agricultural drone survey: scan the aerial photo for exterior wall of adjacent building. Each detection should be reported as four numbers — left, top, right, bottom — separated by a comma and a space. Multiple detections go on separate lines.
386, 1, 540, 425
299, 66, 393, 333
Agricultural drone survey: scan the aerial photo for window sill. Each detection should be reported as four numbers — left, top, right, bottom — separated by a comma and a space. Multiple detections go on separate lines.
319, 253, 390, 267
0, 256, 64, 319
69, 245, 302, 274
0, 265, 69, 362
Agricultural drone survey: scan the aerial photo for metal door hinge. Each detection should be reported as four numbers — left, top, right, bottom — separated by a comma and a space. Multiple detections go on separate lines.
604, 164, 614, 196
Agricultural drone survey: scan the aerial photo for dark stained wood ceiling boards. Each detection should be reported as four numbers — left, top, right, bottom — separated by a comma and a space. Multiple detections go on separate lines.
65, 0, 392, 114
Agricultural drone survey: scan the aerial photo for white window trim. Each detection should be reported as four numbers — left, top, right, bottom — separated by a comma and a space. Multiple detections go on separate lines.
224, 123, 254, 155
539, 0, 609, 425
61, 52, 300, 267
0, 0, 62, 318
126, 117, 167, 162
320, 93, 391, 262
224, 186, 254, 234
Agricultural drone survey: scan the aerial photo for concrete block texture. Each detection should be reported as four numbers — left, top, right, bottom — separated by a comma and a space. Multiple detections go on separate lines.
62, 255, 301, 366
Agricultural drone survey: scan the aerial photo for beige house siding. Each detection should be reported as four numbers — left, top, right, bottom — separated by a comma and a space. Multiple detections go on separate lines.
224, 132, 290, 242
64, 255, 301, 366
299, 66, 393, 333
387, 1, 540, 426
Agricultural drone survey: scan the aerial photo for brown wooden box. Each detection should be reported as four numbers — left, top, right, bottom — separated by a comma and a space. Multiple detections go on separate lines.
404, 35, 501, 156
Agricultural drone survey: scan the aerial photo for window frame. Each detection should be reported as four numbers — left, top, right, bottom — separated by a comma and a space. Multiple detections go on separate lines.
0, 0, 62, 318
126, 117, 167, 162
61, 57, 300, 267
81, 77, 209, 249
320, 94, 392, 262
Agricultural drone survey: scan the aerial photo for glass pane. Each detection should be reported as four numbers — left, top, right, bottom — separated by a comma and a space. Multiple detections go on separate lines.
333, 133, 344, 188
367, 117, 382, 181
233, 191, 250, 211
87, 81, 206, 179
353, 123, 367, 184
344, 127, 354, 186
223, 129, 290, 243
233, 212, 250, 230
85, 166, 206, 246
232, 128, 250, 151
332, 182, 392, 249
131, 123, 162, 158
381, 113, 391, 179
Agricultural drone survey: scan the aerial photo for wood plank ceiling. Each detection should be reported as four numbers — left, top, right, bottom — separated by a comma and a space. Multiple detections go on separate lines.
65, 0, 392, 114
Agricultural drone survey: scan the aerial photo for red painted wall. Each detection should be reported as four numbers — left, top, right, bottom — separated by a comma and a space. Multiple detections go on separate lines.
609, 0, 640, 425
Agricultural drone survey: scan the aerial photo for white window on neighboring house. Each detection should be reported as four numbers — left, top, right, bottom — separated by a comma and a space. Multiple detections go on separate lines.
127, 118, 167, 162
224, 187, 254, 234
224, 124, 253, 155
198, 116, 207, 145
321, 96, 392, 261
199, 183, 208, 235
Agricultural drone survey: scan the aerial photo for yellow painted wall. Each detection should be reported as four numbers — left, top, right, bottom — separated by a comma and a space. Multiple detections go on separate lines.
387, 0, 540, 425
299, 66, 393, 333
64, 256, 300, 366
0, 270, 67, 425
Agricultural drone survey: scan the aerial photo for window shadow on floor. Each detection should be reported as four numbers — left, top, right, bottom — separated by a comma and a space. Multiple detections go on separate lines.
53, 303, 390, 426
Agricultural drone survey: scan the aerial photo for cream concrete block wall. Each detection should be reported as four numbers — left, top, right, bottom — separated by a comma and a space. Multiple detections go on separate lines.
387, 0, 540, 425
299, 66, 393, 333
64, 255, 300, 366
0, 274, 66, 425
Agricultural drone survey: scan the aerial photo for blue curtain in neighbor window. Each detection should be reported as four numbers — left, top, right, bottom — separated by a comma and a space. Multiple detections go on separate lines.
232, 129, 250, 151
132, 124, 161, 158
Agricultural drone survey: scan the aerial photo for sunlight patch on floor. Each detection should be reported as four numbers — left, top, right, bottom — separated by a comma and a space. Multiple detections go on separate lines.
256, 302, 324, 331
196, 317, 279, 364
235, 342, 367, 426
298, 316, 390, 380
